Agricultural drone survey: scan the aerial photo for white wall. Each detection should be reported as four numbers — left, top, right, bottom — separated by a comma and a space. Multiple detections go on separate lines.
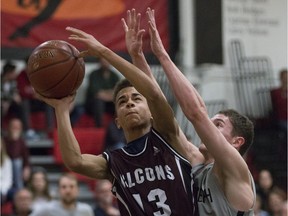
178, 0, 287, 110
223, 0, 287, 77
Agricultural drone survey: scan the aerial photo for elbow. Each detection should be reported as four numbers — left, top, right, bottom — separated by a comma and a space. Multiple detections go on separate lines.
64, 158, 83, 173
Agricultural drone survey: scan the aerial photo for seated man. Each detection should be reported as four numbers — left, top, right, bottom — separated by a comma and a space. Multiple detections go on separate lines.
85, 57, 120, 127
270, 69, 287, 132
30, 173, 94, 216
17, 58, 54, 135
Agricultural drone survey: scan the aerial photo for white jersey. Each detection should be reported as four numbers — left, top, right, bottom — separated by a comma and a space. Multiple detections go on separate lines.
192, 163, 256, 216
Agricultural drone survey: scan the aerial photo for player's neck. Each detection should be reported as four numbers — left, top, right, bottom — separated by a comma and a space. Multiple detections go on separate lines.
124, 126, 151, 143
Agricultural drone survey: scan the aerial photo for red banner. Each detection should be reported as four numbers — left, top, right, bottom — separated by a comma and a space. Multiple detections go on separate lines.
1, 0, 169, 52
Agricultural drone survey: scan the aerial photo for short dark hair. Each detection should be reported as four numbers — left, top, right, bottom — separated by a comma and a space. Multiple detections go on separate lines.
2, 61, 16, 75
280, 69, 287, 79
113, 79, 133, 103
58, 173, 78, 186
218, 109, 254, 156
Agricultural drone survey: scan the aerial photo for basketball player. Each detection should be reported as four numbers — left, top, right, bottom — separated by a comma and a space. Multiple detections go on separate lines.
137, 8, 255, 215
36, 27, 197, 215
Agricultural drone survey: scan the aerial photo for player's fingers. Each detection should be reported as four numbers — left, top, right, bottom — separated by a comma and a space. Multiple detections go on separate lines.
127, 10, 132, 28
136, 13, 141, 32
67, 93, 76, 102
146, 8, 156, 24
78, 50, 89, 58
121, 18, 128, 32
66, 27, 87, 37
132, 8, 137, 29
146, 7, 152, 19
148, 21, 154, 32
35, 92, 44, 101
137, 29, 145, 42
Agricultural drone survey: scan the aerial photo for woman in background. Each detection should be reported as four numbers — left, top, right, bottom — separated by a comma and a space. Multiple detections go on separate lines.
27, 167, 52, 212
0, 137, 13, 204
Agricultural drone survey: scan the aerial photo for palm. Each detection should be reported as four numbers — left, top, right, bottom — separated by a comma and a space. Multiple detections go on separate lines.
122, 9, 144, 56
126, 30, 142, 55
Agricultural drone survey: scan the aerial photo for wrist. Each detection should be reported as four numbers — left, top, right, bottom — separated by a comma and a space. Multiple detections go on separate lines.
131, 52, 145, 60
99, 46, 111, 58
129, 50, 144, 57
157, 52, 170, 62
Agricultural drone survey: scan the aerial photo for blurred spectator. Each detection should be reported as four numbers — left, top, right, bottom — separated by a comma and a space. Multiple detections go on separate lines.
16, 57, 54, 136
1, 61, 22, 119
103, 119, 125, 151
30, 173, 94, 216
12, 188, 33, 216
93, 179, 120, 216
256, 169, 276, 210
270, 69, 287, 132
254, 194, 271, 216
267, 187, 287, 216
280, 200, 288, 216
85, 58, 120, 127
3, 118, 31, 190
69, 102, 85, 127
27, 166, 52, 212
0, 137, 13, 204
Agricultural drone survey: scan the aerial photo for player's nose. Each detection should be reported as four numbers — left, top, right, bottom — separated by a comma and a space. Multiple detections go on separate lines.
126, 98, 135, 108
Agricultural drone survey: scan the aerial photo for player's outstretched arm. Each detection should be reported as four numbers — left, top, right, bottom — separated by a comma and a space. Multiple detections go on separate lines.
121, 9, 153, 79
122, 8, 203, 164
146, 8, 207, 119
36, 93, 110, 180
147, 7, 251, 172
66, 26, 182, 146
147, 8, 254, 210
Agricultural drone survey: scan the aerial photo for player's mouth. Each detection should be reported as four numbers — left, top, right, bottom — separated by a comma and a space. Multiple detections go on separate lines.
126, 111, 137, 116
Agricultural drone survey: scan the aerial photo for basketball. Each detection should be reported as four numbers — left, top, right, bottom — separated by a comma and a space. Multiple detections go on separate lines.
27, 40, 85, 99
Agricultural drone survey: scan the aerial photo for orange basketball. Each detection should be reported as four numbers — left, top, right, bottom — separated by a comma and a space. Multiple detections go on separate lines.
27, 40, 85, 99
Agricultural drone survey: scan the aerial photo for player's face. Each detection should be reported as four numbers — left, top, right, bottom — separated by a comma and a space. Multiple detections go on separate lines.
58, 177, 79, 205
199, 114, 234, 152
211, 114, 234, 143
115, 87, 152, 130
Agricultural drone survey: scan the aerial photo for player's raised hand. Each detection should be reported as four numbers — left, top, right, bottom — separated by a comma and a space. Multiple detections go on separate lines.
146, 8, 166, 57
36, 91, 75, 111
66, 27, 107, 58
121, 8, 145, 56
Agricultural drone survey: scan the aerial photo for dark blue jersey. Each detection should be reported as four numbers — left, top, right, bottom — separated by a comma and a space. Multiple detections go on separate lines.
103, 128, 195, 216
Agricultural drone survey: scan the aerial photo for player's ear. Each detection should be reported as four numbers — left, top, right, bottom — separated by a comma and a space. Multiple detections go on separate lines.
150, 116, 153, 124
115, 118, 121, 129
232, 136, 245, 150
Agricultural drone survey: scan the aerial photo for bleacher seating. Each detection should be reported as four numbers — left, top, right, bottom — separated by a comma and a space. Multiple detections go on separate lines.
53, 127, 106, 164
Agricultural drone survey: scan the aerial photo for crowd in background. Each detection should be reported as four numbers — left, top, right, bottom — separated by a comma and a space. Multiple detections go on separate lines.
1, 59, 287, 216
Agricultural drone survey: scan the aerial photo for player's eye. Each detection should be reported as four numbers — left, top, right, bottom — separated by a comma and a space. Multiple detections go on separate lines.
134, 97, 142, 101
215, 122, 221, 128
118, 99, 125, 105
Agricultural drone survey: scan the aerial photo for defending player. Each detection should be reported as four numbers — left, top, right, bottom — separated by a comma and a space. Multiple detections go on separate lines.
36, 26, 197, 215
144, 7, 256, 215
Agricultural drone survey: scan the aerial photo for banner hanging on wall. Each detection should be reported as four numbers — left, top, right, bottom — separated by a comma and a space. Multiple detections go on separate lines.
1, 0, 169, 53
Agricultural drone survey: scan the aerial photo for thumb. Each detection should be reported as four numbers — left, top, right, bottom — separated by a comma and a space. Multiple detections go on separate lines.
78, 50, 89, 58
137, 29, 145, 41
